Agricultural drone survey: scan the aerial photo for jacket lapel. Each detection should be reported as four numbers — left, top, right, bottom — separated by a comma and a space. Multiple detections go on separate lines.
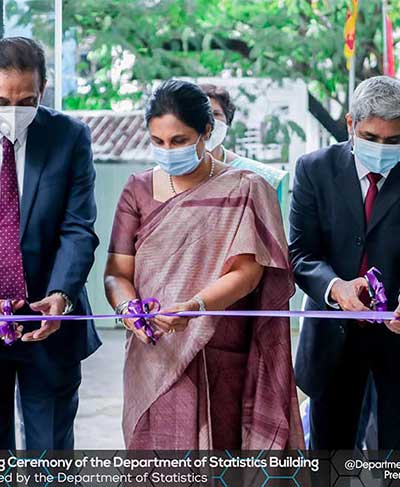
367, 161, 400, 236
20, 109, 49, 240
333, 142, 366, 233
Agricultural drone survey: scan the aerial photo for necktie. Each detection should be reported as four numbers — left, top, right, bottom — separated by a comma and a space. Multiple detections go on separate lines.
358, 172, 382, 306
0, 137, 26, 300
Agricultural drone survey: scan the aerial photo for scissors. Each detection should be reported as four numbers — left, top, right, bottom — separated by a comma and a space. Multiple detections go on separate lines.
127, 298, 161, 345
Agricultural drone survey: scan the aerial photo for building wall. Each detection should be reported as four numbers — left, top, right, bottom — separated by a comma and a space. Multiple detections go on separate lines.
86, 161, 154, 328
195, 77, 313, 185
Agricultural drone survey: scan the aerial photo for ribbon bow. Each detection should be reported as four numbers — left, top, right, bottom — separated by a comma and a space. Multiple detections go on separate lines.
128, 298, 161, 345
0, 300, 18, 345
365, 267, 388, 323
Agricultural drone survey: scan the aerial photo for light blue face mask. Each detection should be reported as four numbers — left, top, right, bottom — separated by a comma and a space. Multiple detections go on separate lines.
353, 135, 400, 174
152, 136, 205, 176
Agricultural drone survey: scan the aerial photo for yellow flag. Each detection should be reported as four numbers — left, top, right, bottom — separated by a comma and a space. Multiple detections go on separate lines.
344, 0, 359, 70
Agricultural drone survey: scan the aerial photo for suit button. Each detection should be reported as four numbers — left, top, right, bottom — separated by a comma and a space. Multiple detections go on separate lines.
339, 325, 345, 334
355, 237, 363, 246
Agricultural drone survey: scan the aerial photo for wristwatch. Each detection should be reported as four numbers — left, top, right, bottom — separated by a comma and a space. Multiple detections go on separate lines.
49, 291, 74, 315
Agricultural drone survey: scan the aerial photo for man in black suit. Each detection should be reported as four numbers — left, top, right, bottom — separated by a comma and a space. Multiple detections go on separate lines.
0, 37, 101, 449
290, 76, 400, 449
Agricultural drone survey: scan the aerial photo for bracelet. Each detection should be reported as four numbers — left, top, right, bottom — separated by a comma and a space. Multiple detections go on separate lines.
115, 299, 131, 324
192, 295, 207, 312
115, 299, 133, 315
115, 299, 138, 324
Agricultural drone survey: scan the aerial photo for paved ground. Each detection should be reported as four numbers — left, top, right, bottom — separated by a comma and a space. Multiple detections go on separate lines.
75, 329, 125, 449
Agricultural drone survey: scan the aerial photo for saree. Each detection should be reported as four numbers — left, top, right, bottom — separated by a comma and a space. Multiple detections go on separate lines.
114, 168, 303, 450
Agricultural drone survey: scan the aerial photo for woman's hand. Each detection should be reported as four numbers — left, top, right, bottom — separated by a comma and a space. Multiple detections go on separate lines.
152, 300, 199, 334
122, 312, 152, 344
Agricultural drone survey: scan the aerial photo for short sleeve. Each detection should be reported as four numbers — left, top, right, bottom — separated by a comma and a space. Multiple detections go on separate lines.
108, 175, 140, 255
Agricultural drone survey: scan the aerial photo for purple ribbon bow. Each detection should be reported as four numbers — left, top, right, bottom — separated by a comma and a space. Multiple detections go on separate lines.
0, 300, 18, 345
128, 298, 161, 345
365, 267, 388, 323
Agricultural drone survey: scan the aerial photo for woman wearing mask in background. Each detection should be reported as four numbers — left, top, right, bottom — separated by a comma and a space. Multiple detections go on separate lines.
104, 79, 303, 450
200, 84, 290, 222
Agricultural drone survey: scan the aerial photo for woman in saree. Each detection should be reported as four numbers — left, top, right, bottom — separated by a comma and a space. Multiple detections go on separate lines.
104, 79, 303, 450
199, 83, 290, 222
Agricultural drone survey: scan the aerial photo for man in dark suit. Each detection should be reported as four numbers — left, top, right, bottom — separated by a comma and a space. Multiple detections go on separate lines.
290, 76, 400, 449
0, 37, 101, 449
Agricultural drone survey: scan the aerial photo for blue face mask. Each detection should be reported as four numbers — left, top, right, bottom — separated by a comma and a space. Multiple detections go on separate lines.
353, 135, 400, 174
152, 136, 205, 176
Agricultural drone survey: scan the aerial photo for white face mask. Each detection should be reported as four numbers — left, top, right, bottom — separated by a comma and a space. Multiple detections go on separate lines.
0, 106, 39, 143
353, 135, 400, 174
206, 119, 228, 152
152, 135, 205, 176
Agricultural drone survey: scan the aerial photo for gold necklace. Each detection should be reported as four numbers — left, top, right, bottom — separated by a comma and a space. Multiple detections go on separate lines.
169, 157, 215, 196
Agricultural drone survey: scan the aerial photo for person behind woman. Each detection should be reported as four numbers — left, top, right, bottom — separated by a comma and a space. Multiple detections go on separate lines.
104, 79, 303, 450
199, 84, 290, 221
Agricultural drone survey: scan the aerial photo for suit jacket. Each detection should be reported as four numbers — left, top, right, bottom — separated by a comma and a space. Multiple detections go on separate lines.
0, 106, 101, 365
289, 141, 400, 399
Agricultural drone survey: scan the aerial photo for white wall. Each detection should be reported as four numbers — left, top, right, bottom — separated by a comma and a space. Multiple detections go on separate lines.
196, 77, 318, 184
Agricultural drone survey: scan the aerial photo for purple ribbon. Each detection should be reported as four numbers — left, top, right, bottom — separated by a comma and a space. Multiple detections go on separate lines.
0, 309, 395, 322
0, 300, 18, 345
0, 268, 397, 346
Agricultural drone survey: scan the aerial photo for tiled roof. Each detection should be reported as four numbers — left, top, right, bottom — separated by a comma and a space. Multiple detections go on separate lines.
69, 110, 151, 161
69, 109, 282, 164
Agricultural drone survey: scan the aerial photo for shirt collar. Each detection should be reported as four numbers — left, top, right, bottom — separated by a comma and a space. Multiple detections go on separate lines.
0, 127, 28, 149
353, 154, 390, 181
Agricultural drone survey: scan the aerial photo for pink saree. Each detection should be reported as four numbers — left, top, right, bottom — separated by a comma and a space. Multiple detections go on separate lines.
110, 168, 303, 450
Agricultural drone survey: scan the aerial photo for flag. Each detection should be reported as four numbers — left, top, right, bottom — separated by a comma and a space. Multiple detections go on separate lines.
385, 14, 396, 77
344, 0, 359, 70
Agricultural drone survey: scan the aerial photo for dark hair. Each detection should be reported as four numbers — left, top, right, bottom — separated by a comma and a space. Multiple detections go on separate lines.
0, 37, 47, 89
199, 84, 236, 126
145, 79, 214, 134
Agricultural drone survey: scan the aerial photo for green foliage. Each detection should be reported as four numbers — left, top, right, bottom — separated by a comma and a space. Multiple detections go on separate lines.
6, 0, 400, 124
224, 120, 247, 151
262, 114, 306, 162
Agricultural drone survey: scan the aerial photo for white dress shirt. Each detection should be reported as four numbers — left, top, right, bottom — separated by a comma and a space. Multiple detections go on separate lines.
0, 128, 72, 306
0, 130, 28, 200
324, 157, 389, 307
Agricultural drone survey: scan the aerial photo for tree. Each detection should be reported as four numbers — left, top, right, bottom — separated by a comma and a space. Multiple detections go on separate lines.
8, 0, 400, 140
